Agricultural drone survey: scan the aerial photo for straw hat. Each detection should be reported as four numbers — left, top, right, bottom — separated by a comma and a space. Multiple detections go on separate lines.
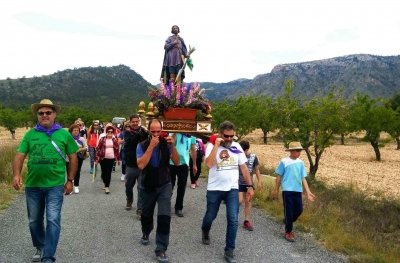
285, 141, 304, 151
31, 99, 60, 114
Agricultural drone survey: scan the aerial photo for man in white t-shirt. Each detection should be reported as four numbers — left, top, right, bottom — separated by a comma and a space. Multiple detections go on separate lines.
201, 121, 254, 263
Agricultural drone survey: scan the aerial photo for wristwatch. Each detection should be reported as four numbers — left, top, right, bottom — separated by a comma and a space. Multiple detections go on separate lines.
247, 185, 254, 190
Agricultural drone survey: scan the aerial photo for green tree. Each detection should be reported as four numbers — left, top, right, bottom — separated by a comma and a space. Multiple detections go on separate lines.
254, 96, 278, 144
302, 93, 349, 178
0, 108, 22, 139
349, 94, 392, 161
386, 93, 400, 149
275, 80, 349, 178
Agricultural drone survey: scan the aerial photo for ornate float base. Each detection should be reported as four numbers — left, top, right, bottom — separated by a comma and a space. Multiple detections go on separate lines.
161, 120, 212, 134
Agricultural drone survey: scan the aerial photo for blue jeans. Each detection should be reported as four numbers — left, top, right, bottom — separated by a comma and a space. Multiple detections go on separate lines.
125, 166, 142, 210
201, 189, 239, 251
26, 185, 64, 262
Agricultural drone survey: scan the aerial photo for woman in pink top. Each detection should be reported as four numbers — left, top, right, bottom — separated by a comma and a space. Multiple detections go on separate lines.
96, 126, 120, 194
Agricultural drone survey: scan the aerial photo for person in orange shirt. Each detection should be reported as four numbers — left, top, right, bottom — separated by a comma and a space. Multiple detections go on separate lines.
87, 120, 102, 174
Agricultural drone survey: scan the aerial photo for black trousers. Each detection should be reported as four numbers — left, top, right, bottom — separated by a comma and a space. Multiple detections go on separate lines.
100, 158, 115, 187
282, 191, 303, 233
189, 158, 202, 184
169, 164, 188, 210
74, 157, 84, 186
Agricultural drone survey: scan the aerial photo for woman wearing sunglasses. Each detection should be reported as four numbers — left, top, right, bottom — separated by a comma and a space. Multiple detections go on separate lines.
95, 126, 120, 194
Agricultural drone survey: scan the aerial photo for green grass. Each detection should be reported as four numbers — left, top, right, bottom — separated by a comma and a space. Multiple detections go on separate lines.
0, 144, 23, 213
254, 178, 400, 263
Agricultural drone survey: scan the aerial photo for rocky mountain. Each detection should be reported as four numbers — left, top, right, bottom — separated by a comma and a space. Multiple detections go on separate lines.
0, 65, 153, 114
202, 54, 400, 101
1, 54, 399, 115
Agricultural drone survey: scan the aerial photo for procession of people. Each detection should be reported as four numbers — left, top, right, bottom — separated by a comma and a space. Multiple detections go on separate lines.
11, 25, 315, 263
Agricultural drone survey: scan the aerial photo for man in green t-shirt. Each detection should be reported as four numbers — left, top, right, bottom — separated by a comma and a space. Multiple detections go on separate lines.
12, 99, 78, 263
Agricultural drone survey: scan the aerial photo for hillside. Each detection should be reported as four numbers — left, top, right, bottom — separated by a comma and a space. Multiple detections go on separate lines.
202, 54, 400, 101
0, 65, 154, 115
1, 54, 400, 112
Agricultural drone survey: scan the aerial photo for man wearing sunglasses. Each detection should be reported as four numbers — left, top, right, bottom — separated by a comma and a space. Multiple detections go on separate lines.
201, 121, 254, 263
12, 99, 78, 263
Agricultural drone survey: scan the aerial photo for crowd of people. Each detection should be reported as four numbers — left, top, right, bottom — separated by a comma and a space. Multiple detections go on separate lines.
12, 98, 315, 263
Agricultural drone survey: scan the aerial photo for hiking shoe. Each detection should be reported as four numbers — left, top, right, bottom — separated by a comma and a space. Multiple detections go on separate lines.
155, 251, 169, 263
141, 234, 149, 245
136, 209, 142, 220
32, 248, 41, 262
224, 250, 237, 263
243, 220, 254, 231
175, 209, 184, 217
285, 231, 295, 242
73, 186, 79, 194
125, 201, 132, 211
202, 230, 210, 245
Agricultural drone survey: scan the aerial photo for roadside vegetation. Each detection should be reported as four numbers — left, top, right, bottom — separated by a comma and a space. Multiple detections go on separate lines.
255, 166, 400, 263
0, 144, 24, 212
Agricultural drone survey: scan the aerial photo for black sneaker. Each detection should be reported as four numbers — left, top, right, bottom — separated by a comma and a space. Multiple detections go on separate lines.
155, 251, 169, 263
141, 234, 149, 245
32, 248, 41, 262
175, 209, 184, 217
136, 209, 142, 220
202, 230, 210, 245
125, 201, 132, 211
224, 250, 237, 263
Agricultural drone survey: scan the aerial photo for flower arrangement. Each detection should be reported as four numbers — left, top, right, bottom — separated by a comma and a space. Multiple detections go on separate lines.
149, 82, 211, 116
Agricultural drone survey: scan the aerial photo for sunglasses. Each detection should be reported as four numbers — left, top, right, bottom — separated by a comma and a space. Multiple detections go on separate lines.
222, 134, 235, 139
37, 111, 53, 116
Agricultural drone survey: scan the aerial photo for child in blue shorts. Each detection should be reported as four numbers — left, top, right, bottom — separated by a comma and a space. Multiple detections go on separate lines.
273, 141, 315, 242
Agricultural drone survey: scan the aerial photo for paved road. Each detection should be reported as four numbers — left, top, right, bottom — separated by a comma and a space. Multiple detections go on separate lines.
0, 161, 347, 263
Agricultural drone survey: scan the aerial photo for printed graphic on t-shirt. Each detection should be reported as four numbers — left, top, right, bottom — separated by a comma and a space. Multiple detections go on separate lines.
217, 149, 238, 171
30, 143, 58, 165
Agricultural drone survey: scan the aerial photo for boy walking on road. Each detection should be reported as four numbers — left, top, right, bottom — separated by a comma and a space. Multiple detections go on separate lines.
238, 140, 262, 231
273, 141, 315, 242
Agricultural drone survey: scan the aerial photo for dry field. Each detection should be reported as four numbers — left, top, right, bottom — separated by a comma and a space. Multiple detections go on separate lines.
243, 130, 400, 200
2, 127, 399, 199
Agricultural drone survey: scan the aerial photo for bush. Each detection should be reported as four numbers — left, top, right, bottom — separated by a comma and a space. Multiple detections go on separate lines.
0, 144, 17, 182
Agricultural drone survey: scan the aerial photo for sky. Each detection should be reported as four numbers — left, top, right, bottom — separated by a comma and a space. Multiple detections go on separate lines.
1, 0, 399, 85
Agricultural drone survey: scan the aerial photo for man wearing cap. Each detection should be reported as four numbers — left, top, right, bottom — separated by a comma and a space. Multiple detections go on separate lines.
12, 99, 78, 263
273, 141, 315, 242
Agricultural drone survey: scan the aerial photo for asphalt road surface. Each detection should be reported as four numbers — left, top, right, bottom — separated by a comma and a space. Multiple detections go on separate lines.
0, 161, 347, 263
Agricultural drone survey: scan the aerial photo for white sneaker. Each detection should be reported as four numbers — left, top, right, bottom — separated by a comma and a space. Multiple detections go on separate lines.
74, 186, 79, 194
121, 174, 125, 181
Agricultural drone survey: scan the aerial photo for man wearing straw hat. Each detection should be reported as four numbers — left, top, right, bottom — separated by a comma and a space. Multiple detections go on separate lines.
12, 99, 78, 263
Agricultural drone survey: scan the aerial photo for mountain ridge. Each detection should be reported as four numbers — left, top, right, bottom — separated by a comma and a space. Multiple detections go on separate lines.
1, 54, 399, 115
